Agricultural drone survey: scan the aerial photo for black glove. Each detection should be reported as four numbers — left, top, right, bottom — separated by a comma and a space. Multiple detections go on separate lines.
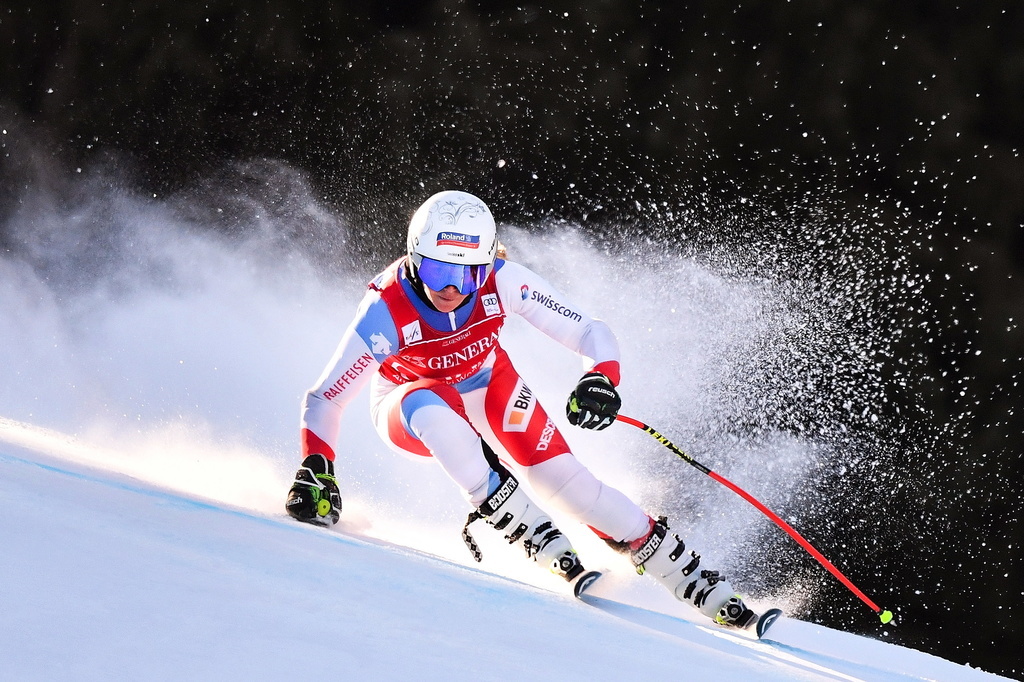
285, 454, 343, 526
566, 372, 621, 430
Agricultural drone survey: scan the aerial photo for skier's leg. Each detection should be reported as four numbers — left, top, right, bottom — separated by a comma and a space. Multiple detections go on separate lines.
521, 452, 653, 541
479, 349, 754, 625
479, 348, 649, 539
373, 378, 491, 503
372, 378, 584, 581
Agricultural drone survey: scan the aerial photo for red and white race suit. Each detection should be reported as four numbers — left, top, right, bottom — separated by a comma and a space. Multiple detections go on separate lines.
299, 257, 651, 543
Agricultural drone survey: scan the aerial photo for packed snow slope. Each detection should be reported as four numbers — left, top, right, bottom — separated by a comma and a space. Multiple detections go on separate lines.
0, 419, 1007, 682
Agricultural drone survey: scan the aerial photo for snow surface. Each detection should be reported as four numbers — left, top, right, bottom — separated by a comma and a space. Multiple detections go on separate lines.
0, 418, 1008, 682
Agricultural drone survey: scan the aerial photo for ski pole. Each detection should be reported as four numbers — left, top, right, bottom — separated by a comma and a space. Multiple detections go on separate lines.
616, 414, 893, 624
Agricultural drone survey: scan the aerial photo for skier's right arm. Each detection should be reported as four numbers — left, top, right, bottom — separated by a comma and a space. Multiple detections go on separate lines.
299, 290, 395, 461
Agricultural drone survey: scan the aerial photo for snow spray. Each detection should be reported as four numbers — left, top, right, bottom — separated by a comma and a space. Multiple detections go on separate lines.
0, 155, 922, 621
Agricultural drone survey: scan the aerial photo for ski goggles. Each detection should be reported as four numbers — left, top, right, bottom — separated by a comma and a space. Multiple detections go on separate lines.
413, 255, 491, 295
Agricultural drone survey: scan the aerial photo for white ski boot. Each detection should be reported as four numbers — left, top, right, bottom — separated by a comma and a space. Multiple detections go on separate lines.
462, 470, 593, 588
629, 517, 757, 628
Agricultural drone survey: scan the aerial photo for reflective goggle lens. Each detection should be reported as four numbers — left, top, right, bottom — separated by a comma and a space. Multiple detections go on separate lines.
415, 256, 489, 294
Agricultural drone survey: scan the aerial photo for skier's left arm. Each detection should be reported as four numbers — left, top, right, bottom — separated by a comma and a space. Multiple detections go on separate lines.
494, 260, 622, 430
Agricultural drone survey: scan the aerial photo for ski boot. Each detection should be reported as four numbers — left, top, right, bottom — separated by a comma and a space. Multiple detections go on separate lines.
715, 595, 758, 629
462, 469, 600, 596
626, 516, 756, 628
285, 453, 343, 526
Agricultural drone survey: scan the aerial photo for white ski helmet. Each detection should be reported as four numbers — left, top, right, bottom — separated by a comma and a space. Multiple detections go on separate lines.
406, 190, 499, 294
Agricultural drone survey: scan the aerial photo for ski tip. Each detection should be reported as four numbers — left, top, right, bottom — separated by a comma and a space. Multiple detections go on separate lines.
573, 570, 603, 598
755, 608, 784, 639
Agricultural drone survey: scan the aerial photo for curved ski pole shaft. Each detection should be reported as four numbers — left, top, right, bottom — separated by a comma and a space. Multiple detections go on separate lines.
615, 414, 892, 624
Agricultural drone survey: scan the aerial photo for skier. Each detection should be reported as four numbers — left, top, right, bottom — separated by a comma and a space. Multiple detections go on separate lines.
286, 190, 758, 629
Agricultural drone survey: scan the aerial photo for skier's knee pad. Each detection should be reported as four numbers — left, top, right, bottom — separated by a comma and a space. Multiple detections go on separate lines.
634, 518, 735, 619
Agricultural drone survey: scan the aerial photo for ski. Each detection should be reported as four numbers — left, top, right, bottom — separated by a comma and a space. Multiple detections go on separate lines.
572, 570, 603, 598
754, 608, 784, 639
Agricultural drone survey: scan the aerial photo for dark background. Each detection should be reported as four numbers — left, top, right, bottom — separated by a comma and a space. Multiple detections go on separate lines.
2, 1, 1021, 677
